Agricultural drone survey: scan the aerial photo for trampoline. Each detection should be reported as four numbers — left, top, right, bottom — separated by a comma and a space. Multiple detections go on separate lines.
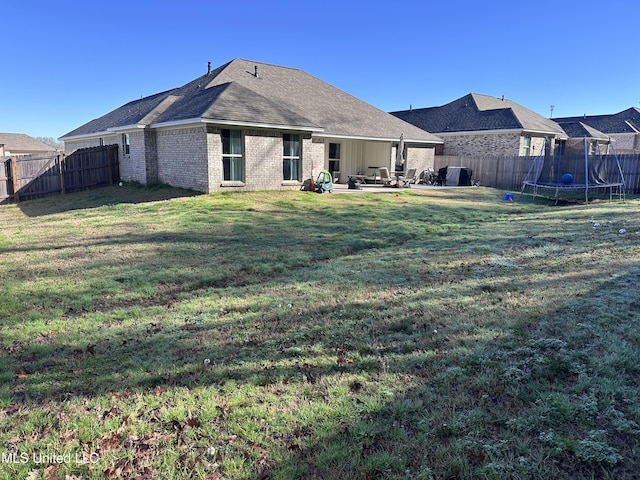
521, 136, 625, 203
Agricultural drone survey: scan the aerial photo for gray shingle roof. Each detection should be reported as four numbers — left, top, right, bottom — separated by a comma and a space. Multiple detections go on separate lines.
553, 121, 609, 140
552, 107, 640, 135
391, 93, 566, 137
62, 59, 442, 144
0, 133, 54, 153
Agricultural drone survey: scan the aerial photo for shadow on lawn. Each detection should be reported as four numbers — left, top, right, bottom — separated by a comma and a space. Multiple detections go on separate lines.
265, 266, 640, 479
14, 183, 200, 217
4, 263, 640, 478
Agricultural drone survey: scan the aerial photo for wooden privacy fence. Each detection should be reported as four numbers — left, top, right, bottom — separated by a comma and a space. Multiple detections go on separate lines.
0, 145, 119, 203
434, 154, 640, 194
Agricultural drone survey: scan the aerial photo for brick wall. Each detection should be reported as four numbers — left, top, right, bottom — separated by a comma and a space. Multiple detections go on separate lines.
441, 132, 522, 156
308, 138, 325, 179
127, 131, 148, 184
243, 130, 284, 191
609, 133, 639, 152
440, 132, 555, 157
144, 129, 158, 184
206, 129, 222, 190
157, 126, 209, 192
406, 145, 436, 174
205, 128, 315, 192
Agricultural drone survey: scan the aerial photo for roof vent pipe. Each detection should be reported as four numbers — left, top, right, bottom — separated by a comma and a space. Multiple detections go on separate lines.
207, 62, 211, 74
254, 65, 259, 78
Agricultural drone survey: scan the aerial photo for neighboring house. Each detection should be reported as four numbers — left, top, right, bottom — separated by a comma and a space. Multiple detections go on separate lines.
60, 59, 443, 193
390, 93, 567, 157
553, 108, 640, 153
0, 133, 54, 157
552, 120, 610, 156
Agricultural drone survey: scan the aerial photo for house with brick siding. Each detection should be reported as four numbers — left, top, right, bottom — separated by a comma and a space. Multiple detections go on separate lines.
0, 133, 55, 157
390, 93, 567, 157
60, 59, 443, 193
551, 120, 611, 156
552, 107, 640, 154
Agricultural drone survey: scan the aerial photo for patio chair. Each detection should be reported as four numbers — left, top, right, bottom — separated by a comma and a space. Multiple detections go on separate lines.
398, 168, 417, 187
379, 167, 395, 186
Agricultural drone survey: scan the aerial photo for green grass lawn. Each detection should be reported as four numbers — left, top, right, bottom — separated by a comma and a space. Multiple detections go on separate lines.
1, 184, 639, 479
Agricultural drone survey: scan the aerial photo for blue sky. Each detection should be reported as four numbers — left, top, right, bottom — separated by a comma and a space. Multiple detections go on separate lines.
2, 0, 638, 140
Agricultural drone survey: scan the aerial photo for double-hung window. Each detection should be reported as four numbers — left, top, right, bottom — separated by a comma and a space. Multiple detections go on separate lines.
283, 134, 301, 181
521, 135, 531, 156
328, 142, 340, 174
122, 133, 130, 155
222, 129, 244, 181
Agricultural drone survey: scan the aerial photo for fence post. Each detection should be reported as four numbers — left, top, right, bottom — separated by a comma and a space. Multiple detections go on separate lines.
59, 154, 66, 194
10, 157, 19, 203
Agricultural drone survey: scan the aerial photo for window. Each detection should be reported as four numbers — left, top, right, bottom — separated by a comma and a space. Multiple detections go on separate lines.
221, 129, 244, 181
283, 134, 301, 181
328, 142, 340, 174
122, 133, 130, 155
521, 135, 531, 156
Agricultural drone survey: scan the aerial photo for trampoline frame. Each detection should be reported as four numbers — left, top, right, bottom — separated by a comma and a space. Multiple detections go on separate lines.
520, 136, 626, 203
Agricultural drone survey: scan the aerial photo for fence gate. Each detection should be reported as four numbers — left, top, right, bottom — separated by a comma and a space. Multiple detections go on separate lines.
12, 154, 62, 201
0, 159, 11, 202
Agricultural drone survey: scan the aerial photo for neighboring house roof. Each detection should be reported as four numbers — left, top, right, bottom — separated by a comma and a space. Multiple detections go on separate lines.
552, 107, 640, 135
553, 120, 609, 141
390, 93, 567, 138
61, 59, 442, 144
0, 133, 53, 154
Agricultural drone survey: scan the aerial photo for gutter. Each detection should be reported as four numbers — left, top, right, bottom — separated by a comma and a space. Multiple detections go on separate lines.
435, 128, 567, 141
314, 132, 443, 144
151, 117, 323, 133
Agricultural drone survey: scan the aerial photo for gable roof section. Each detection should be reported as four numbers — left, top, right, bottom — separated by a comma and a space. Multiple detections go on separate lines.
554, 120, 609, 141
552, 107, 640, 135
61, 90, 180, 138
153, 81, 321, 130
391, 93, 566, 138
0, 133, 53, 153
61, 59, 442, 144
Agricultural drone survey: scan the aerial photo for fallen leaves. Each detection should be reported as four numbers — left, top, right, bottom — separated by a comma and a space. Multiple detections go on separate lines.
153, 385, 166, 396
169, 411, 202, 432
14, 366, 31, 379
467, 448, 486, 464
0, 404, 22, 417
256, 447, 270, 480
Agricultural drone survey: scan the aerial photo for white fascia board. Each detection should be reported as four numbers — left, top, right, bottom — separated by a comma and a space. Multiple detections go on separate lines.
151, 117, 323, 133
436, 129, 567, 140
61, 124, 146, 141
522, 129, 567, 139
107, 124, 147, 133
436, 129, 523, 136
314, 132, 443, 144
59, 131, 114, 141
624, 120, 639, 133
